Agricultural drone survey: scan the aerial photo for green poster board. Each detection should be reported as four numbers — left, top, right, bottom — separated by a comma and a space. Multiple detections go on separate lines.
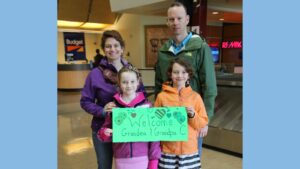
112, 107, 188, 143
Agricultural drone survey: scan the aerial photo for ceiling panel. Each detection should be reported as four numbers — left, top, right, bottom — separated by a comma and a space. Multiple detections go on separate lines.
58, 0, 116, 24
58, 0, 242, 28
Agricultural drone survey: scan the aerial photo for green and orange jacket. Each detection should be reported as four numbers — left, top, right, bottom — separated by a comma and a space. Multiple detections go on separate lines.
154, 83, 208, 155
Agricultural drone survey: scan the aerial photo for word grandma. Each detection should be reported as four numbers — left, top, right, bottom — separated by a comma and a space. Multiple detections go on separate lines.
121, 128, 147, 137
65, 39, 84, 46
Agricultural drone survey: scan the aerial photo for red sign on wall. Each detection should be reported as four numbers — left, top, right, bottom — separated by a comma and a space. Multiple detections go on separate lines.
222, 41, 242, 49
208, 43, 219, 47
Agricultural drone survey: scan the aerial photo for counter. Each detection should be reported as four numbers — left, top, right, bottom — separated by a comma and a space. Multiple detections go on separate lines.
58, 64, 91, 89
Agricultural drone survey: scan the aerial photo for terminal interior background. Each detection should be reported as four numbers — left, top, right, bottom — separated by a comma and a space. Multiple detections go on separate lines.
57, 0, 243, 168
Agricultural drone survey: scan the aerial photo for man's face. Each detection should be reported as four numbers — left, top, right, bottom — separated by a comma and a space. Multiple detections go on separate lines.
167, 6, 189, 36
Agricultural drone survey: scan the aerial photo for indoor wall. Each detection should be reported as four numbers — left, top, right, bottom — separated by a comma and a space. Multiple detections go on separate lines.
57, 13, 166, 68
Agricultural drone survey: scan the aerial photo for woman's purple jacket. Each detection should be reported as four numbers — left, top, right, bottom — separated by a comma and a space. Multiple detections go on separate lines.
80, 57, 145, 131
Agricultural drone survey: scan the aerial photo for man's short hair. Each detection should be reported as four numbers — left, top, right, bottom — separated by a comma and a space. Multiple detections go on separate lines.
169, 1, 188, 15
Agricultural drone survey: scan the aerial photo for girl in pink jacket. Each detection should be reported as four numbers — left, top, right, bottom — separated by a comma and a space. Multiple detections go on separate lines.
98, 65, 161, 169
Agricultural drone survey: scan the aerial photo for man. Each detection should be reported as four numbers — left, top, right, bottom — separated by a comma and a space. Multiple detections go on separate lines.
154, 1, 217, 157
93, 49, 104, 68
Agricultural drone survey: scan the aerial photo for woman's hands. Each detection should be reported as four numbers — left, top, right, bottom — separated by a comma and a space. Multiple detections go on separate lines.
103, 102, 116, 114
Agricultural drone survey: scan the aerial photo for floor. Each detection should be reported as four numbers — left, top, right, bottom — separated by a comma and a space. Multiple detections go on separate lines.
58, 91, 242, 169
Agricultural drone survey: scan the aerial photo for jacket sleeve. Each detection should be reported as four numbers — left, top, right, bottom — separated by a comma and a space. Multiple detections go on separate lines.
80, 71, 106, 118
148, 159, 159, 169
148, 141, 161, 160
153, 93, 163, 107
148, 102, 161, 160
199, 43, 218, 122
188, 94, 208, 131
147, 100, 161, 162
97, 114, 113, 142
154, 60, 163, 99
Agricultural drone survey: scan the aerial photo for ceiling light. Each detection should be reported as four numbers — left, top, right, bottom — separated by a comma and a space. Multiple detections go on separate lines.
57, 20, 83, 27
212, 12, 219, 15
80, 23, 111, 29
57, 20, 112, 30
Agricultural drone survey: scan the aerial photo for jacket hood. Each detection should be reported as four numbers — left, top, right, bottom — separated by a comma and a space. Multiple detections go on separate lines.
113, 92, 147, 108
99, 57, 128, 69
162, 82, 193, 97
159, 33, 206, 52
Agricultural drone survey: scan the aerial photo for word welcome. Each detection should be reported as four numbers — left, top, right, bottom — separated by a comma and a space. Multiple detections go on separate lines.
112, 107, 188, 142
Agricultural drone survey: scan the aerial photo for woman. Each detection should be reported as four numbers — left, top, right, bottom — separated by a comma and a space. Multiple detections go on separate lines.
80, 30, 144, 169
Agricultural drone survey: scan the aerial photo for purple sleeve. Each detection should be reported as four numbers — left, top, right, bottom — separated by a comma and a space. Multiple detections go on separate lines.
148, 141, 161, 160
80, 71, 105, 118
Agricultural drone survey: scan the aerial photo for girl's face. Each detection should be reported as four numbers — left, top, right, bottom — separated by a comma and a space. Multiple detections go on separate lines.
171, 63, 189, 88
104, 37, 124, 61
119, 71, 139, 96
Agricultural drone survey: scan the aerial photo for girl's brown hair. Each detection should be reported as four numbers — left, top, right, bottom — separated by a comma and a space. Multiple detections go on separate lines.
167, 58, 194, 81
117, 64, 141, 82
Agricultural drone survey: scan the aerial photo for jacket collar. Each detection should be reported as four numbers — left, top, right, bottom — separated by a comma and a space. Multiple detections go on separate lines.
169, 32, 192, 55
113, 92, 146, 107
99, 57, 128, 71
162, 82, 193, 97
160, 33, 206, 53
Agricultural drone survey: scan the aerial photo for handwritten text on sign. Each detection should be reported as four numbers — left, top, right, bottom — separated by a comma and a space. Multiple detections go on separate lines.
112, 107, 188, 143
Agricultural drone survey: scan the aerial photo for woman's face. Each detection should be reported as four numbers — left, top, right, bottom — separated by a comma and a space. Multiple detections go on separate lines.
104, 37, 124, 61
171, 63, 189, 89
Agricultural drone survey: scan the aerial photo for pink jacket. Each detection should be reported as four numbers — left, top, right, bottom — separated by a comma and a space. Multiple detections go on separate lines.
98, 92, 161, 169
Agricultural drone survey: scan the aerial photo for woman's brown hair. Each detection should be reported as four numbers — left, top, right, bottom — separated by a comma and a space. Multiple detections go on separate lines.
101, 30, 125, 51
